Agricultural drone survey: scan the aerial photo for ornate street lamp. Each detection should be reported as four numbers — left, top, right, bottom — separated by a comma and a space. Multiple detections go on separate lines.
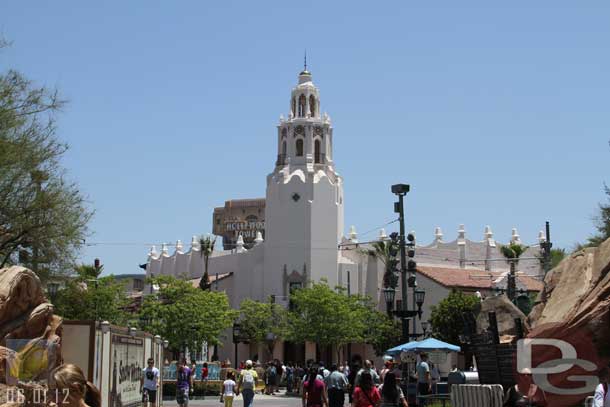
383, 287, 396, 315
414, 288, 426, 318
47, 282, 59, 303
232, 322, 242, 368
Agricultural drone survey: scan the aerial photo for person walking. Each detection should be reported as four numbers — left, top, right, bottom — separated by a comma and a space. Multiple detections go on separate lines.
303, 367, 329, 407
221, 371, 237, 407
347, 363, 360, 404
200, 362, 209, 399
140, 358, 160, 407
378, 372, 408, 407
325, 363, 348, 407
429, 362, 440, 394
355, 360, 380, 387
416, 353, 431, 407
286, 362, 294, 394
593, 367, 609, 407
236, 359, 258, 407
176, 359, 193, 407
380, 360, 392, 383
351, 371, 380, 407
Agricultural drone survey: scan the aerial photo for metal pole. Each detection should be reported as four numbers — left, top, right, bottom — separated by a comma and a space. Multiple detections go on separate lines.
347, 270, 352, 364
397, 193, 409, 342
544, 221, 552, 274
234, 341, 238, 369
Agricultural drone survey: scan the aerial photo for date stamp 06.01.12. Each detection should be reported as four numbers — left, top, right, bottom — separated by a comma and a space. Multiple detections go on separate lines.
5, 387, 70, 405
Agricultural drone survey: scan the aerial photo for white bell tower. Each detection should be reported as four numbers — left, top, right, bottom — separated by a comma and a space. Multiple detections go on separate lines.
263, 66, 344, 297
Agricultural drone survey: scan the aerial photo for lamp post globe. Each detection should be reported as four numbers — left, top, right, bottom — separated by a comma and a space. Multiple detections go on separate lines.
382, 287, 396, 304
414, 288, 425, 309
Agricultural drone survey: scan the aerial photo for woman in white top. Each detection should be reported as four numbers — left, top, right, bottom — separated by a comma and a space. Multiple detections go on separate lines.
222, 371, 237, 407
594, 368, 610, 407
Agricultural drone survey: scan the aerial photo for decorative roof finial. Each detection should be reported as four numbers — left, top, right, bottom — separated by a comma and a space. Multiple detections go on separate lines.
304, 49, 307, 72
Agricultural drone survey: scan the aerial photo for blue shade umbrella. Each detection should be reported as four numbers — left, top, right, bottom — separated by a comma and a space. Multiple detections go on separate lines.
386, 337, 461, 356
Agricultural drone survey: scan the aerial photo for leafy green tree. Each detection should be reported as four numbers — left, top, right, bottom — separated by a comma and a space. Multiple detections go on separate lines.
500, 243, 528, 300
0, 43, 92, 279
139, 275, 237, 354
550, 248, 566, 269
198, 234, 216, 290
288, 280, 386, 361
53, 263, 129, 325
238, 298, 288, 358
364, 311, 402, 356
429, 289, 480, 345
587, 183, 610, 247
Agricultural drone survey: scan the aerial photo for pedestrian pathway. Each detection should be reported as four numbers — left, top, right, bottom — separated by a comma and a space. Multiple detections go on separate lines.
165, 390, 304, 407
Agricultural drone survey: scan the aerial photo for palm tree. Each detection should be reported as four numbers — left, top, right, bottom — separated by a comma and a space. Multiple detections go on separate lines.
198, 234, 216, 291
367, 239, 399, 289
500, 243, 528, 301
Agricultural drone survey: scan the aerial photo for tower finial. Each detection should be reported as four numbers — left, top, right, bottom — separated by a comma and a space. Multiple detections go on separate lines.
304, 50, 307, 72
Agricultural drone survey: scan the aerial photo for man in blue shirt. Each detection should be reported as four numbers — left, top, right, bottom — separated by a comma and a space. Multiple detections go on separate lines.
416, 353, 431, 407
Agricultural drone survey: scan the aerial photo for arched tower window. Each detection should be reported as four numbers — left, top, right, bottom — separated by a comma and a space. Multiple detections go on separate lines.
309, 95, 316, 117
291, 97, 296, 117
296, 138, 304, 156
282, 140, 287, 156
298, 94, 306, 117
314, 139, 321, 163
281, 128, 287, 138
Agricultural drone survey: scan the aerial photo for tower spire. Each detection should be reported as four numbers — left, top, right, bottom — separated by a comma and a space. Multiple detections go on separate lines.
304, 50, 308, 72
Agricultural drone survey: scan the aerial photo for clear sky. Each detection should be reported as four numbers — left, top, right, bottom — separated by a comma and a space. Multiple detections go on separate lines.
2, 1, 609, 275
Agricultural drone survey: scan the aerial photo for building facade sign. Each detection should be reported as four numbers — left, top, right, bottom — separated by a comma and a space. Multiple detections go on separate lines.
213, 198, 266, 250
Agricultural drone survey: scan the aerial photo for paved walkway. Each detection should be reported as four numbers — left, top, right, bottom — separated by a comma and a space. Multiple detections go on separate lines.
164, 392, 304, 407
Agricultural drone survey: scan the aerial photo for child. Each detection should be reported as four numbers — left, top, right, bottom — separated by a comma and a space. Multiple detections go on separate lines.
221, 371, 237, 407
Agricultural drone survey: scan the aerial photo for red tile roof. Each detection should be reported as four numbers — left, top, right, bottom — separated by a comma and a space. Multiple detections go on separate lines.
189, 272, 233, 288
417, 265, 543, 292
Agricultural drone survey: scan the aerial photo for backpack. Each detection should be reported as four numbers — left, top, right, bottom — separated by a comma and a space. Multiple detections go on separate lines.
242, 370, 255, 389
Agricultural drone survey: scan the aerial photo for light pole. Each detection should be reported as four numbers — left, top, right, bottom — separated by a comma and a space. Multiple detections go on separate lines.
232, 323, 241, 368
389, 183, 426, 387
420, 320, 429, 338
388, 184, 426, 341
47, 282, 59, 303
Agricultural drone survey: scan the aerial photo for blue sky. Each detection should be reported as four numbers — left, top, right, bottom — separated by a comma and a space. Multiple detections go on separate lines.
2, 1, 609, 275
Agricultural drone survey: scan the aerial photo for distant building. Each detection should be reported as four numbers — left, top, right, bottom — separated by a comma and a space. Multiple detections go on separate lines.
213, 198, 265, 250
144, 67, 545, 366
114, 273, 146, 295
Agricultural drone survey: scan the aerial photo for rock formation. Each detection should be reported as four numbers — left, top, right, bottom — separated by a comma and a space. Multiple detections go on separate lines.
529, 237, 610, 356
476, 294, 530, 341
0, 266, 63, 406
524, 237, 610, 406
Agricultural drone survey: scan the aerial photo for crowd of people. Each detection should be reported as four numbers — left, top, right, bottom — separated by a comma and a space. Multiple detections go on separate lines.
164, 355, 610, 407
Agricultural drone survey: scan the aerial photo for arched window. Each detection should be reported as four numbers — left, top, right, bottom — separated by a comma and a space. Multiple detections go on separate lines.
298, 94, 306, 117
291, 97, 296, 116
296, 138, 304, 156
314, 139, 321, 163
282, 140, 287, 156
281, 128, 287, 138
309, 95, 316, 117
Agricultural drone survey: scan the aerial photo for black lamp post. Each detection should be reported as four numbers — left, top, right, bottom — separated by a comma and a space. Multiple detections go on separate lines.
47, 282, 59, 303
421, 320, 429, 338
383, 287, 396, 316
232, 322, 242, 368
414, 288, 426, 318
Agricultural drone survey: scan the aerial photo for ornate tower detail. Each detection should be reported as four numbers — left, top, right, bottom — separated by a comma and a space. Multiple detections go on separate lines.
264, 67, 344, 296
